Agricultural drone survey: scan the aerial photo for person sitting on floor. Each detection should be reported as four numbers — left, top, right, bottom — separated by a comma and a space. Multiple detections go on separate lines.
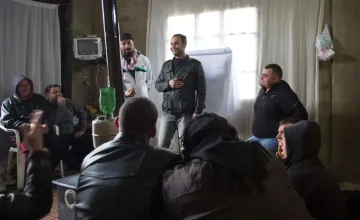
1, 75, 80, 171
162, 113, 314, 220
75, 97, 178, 219
45, 84, 93, 164
276, 120, 348, 220
0, 110, 52, 219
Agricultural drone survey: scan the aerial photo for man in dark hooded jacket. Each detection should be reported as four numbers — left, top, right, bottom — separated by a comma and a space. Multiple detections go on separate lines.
277, 120, 348, 220
163, 113, 314, 220
0, 75, 80, 170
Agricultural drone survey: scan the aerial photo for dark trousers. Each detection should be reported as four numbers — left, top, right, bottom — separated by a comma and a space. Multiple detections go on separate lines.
59, 129, 93, 165
44, 131, 81, 171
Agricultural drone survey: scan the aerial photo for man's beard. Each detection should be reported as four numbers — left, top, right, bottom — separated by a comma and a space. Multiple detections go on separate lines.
122, 50, 134, 59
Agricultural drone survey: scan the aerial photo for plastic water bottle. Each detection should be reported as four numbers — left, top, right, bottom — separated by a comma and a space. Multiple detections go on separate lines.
99, 87, 116, 117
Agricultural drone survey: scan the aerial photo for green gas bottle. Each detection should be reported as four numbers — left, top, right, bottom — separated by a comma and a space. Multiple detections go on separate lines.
92, 87, 118, 148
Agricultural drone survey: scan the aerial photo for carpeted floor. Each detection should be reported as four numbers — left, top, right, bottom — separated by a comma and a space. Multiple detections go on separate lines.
42, 191, 58, 220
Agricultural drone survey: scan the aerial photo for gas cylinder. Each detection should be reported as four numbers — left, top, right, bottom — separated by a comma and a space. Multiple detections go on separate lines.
92, 116, 118, 148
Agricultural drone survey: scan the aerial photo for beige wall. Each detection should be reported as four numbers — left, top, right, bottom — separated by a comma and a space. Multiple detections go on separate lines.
330, 0, 360, 183
72, 0, 360, 183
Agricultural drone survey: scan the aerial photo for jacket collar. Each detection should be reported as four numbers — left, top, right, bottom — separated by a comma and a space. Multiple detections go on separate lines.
114, 132, 147, 144
172, 54, 190, 62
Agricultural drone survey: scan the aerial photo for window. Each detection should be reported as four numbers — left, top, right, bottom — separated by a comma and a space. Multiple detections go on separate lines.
166, 7, 258, 100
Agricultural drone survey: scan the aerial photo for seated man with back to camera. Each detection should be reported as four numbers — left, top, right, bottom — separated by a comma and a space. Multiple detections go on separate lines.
44, 84, 93, 164
162, 113, 315, 220
1, 76, 80, 171
248, 64, 308, 155
75, 97, 178, 219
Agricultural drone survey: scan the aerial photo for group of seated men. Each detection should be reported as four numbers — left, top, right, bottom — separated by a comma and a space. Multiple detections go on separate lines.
0, 75, 93, 191
0, 96, 351, 219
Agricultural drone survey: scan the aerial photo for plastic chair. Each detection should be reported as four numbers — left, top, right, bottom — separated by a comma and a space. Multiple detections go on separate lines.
52, 125, 65, 178
1, 124, 65, 190
0, 126, 25, 189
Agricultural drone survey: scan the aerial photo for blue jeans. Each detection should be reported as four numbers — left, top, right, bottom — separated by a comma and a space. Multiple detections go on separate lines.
158, 113, 192, 153
247, 136, 278, 155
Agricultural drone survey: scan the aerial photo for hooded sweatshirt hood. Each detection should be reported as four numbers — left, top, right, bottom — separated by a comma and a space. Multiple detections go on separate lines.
182, 114, 270, 185
260, 80, 291, 91
12, 75, 34, 100
284, 120, 321, 167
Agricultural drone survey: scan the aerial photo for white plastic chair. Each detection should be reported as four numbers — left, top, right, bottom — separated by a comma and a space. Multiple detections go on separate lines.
1, 124, 65, 190
52, 125, 65, 178
0, 125, 25, 189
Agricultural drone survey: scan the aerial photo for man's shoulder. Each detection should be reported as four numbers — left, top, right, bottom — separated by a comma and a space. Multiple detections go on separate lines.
139, 54, 150, 62
81, 139, 179, 175
148, 146, 179, 160
31, 93, 46, 100
275, 81, 295, 93
163, 59, 172, 65
2, 96, 14, 105
189, 57, 202, 65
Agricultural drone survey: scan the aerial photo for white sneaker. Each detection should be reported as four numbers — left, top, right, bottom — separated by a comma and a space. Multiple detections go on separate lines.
4, 174, 16, 186
0, 175, 7, 193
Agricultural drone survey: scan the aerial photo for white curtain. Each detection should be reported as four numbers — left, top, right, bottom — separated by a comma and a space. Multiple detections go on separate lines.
147, 0, 324, 142
0, 0, 61, 100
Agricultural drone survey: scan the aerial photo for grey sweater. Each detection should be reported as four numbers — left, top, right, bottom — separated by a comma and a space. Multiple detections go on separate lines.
45, 98, 87, 135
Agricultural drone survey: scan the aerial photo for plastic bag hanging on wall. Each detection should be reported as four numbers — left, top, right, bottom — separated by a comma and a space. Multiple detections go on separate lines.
315, 24, 335, 61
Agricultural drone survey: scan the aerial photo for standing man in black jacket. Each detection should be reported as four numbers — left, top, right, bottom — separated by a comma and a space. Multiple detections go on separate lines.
155, 34, 206, 152
0, 110, 52, 220
75, 97, 178, 219
248, 64, 308, 154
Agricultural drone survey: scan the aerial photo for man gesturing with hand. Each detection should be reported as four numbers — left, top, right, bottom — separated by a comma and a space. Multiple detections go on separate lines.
0, 110, 53, 219
155, 34, 206, 152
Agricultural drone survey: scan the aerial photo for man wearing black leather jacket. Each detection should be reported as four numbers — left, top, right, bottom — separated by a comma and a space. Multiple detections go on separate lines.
155, 34, 206, 152
75, 97, 178, 219
0, 111, 53, 220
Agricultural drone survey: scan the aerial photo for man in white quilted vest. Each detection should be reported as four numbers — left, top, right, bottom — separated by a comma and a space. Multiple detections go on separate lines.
120, 33, 152, 99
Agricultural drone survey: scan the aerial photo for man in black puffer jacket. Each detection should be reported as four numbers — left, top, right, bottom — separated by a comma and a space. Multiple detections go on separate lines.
75, 97, 178, 219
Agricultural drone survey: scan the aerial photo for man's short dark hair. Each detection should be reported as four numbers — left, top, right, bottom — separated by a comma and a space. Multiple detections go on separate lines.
280, 118, 298, 126
172, 34, 187, 44
265, 64, 283, 79
120, 33, 134, 41
45, 84, 61, 93
118, 97, 158, 134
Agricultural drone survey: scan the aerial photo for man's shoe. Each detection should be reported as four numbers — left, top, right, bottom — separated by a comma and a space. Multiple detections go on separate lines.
0, 175, 7, 193
4, 174, 16, 186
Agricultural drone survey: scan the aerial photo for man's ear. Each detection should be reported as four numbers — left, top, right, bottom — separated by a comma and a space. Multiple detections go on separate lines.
149, 125, 156, 138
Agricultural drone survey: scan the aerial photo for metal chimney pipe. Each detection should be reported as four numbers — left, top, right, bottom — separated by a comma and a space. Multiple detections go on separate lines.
101, 0, 124, 115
